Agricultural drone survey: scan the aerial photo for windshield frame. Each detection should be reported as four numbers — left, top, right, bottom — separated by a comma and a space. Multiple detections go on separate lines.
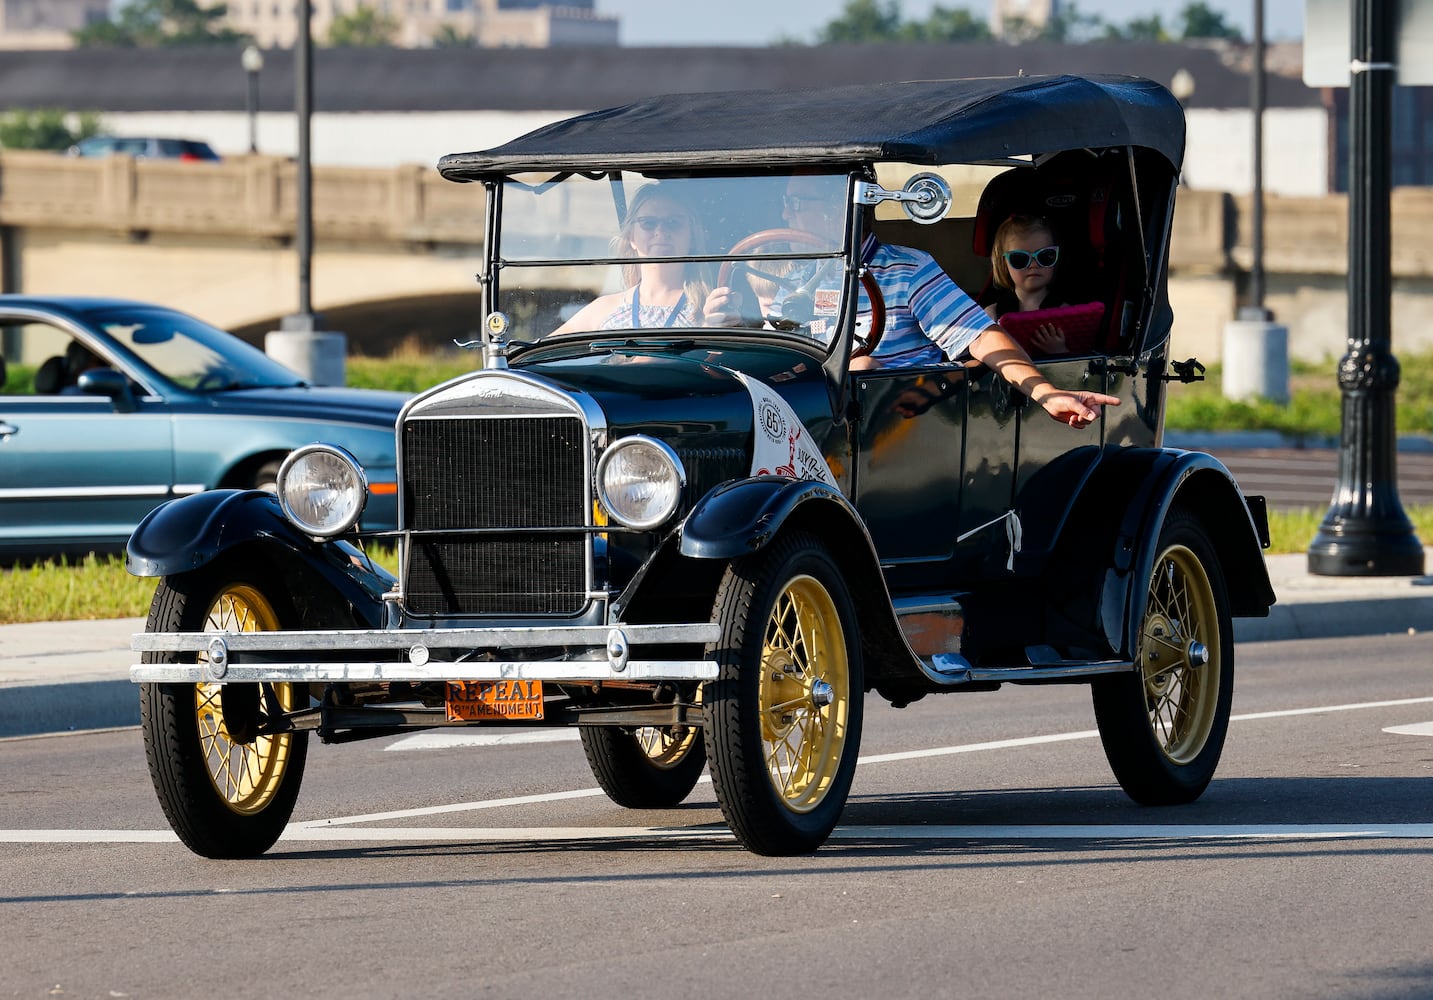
480, 169, 869, 367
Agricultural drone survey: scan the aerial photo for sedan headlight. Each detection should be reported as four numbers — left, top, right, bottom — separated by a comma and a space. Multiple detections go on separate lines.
276, 444, 368, 536
596, 435, 685, 530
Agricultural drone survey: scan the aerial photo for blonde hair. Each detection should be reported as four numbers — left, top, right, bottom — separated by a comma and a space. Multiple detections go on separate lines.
614, 182, 712, 309
990, 214, 1057, 292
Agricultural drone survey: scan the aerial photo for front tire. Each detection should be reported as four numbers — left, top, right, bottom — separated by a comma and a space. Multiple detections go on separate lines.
139, 560, 308, 858
1092, 507, 1233, 805
580, 704, 707, 810
704, 532, 863, 856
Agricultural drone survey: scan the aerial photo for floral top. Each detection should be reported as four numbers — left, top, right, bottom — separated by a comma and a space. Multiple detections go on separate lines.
598, 286, 695, 330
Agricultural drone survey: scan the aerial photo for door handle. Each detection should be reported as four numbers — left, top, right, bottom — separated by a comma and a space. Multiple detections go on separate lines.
0, 421, 17, 440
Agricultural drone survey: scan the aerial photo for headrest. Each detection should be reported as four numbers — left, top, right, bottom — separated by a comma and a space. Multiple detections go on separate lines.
35, 355, 67, 395
972, 158, 1121, 260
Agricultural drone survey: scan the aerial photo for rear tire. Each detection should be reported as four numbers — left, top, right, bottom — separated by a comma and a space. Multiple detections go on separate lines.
703, 532, 862, 856
1092, 507, 1233, 805
140, 559, 308, 858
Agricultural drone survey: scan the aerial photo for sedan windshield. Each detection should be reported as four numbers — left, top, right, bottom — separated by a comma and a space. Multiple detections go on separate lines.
495, 172, 852, 348
92, 307, 307, 392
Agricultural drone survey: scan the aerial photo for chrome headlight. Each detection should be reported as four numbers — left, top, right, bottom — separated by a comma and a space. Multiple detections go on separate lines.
596, 435, 685, 530
276, 444, 368, 536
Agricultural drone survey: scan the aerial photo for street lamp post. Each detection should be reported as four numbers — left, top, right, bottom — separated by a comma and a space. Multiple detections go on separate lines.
1306, 0, 1424, 575
241, 44, 263, 155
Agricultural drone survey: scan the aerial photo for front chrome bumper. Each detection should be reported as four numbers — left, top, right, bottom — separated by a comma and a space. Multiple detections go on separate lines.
130, 623, 721, 685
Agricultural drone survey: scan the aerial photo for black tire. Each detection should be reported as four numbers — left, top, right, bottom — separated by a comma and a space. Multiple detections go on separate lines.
251, 459, 281, 493
1092, 506, 1234, 805
139, 559, 308, 858
703, 531, 863, 856
580, 708, 707, 809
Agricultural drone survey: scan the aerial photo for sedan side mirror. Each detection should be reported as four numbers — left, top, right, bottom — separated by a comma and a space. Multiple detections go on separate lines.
76, 368, 138, 412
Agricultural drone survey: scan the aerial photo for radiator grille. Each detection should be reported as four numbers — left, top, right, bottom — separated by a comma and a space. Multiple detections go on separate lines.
401, 415, 589, 616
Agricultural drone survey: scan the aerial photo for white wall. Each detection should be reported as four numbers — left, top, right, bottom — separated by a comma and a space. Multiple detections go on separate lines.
1182, 107, 1329, 197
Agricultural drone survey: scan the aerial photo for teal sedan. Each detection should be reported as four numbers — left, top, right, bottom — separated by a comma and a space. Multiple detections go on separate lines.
0, 296, 409, 559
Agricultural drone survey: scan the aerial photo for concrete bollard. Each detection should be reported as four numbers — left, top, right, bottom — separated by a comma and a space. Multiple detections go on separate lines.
1221, 309, 1289, 404
265, 316, 347, 387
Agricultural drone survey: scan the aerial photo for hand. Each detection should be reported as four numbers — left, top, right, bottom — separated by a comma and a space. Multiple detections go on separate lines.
1033, 388, 1121, 428
703, 286, 743, 326
1029, 323, 1067, 355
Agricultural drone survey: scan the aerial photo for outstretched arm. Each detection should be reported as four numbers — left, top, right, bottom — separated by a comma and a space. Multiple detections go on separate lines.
969, 325, 1119, 428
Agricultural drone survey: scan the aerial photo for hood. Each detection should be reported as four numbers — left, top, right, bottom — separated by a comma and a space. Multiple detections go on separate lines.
208, 385, 410, 426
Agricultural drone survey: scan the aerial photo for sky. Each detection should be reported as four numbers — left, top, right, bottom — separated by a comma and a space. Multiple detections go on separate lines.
595, 0, 1306, 45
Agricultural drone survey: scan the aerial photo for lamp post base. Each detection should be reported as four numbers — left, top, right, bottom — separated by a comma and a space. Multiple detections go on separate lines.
1307, 517, 1424, 577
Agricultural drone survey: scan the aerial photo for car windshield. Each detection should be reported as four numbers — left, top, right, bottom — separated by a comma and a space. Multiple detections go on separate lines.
495, 172, 852, 348
92, 306, 307, 392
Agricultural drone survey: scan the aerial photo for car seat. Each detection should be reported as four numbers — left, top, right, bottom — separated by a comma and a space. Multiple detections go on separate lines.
971, 152, 1131, 352
34, 355, 67, 394
0, 354, 7, 392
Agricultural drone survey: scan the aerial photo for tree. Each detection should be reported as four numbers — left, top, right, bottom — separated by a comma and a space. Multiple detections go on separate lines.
1178, 1, 1244, 41
905, 5, 990, 42
1120, 15, 1170, 41
432, 25, 473, 48
72, 0, 251, 47
0, 109, 103, 151
326, 5, 401, 47
815, 0, 904, 43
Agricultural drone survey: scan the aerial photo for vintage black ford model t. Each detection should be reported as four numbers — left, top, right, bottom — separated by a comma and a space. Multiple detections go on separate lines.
128, 75, 1274, 858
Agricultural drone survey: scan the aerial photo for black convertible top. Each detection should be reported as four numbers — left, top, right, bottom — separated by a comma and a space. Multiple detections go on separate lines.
438, 74, 1184, 179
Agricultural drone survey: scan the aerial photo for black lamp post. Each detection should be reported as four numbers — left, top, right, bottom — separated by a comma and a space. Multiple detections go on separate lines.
241, 44, 263, 155
1306, 0, 1424, 576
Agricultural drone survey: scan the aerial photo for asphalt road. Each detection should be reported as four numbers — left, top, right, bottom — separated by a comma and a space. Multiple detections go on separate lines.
3, 632, 1431, 999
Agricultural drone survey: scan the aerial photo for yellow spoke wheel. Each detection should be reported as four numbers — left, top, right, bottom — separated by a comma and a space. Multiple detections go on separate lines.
140, 560, 309, 859
705, 532, 862, 856
1093, 507, 1233, 805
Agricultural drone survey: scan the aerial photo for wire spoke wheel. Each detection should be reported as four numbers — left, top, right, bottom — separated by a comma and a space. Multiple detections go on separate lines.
1093, 507, 1233, 805
140, 561, 308, 858
705, 532, 862, 856
758, 575, 850, 812
192, 585, 298, 815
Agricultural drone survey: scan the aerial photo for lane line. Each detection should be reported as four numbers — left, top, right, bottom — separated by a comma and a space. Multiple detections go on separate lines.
385, 730, 580, 750
4, 824, 1433, 846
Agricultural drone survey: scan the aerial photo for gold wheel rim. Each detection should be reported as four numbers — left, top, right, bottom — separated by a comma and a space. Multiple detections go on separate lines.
193, 585, 295, 815
758, 574, 850, 814
1138, 544, 1220, 765
635, 686, 701, 768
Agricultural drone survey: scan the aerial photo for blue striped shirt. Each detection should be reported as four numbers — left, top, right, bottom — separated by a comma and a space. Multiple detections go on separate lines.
858, 236, 996, 367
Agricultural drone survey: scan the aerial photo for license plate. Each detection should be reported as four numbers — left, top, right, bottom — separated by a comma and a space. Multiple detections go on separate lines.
445, 679, 545, 722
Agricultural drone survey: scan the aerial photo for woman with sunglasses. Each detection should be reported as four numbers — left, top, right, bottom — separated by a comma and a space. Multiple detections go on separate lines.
984, 215, 1075, 355
553, 182, 712, 335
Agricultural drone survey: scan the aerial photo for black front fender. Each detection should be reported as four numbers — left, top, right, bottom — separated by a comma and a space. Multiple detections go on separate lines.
678, 476, 855, 560
126, 490, 396, 628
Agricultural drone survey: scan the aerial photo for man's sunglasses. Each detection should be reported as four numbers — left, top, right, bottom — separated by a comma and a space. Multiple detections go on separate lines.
1002, 246, 1060, 270
634, 215, 689, 233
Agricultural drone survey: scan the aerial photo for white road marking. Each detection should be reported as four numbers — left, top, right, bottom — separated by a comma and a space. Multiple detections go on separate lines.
385, 729, 580, 750
1384, 721, 1433, 737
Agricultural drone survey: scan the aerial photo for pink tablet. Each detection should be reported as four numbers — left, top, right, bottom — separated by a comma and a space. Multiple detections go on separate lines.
998, 302, 1106, 355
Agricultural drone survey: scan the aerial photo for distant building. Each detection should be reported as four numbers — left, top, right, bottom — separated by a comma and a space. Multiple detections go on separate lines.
204, 0, 619, 49
990, 0, 1059, 38
0, 0, 108, 49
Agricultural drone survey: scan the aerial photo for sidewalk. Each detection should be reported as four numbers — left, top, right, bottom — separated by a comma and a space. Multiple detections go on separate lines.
2, 555, 1430, 738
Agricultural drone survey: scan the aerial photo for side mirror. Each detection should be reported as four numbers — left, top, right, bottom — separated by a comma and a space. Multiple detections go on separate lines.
76, 368, 138, 412
900, 172, 952, 225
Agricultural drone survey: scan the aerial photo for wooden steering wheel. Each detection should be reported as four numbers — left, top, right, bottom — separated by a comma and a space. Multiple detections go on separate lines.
716, 228, 886, 358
